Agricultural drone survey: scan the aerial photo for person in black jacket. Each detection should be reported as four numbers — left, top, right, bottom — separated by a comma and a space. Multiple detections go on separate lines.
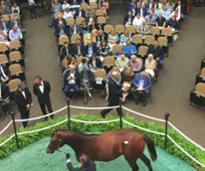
66, 153, 96, 171
33, 75, 53, 120
100, 70, 122, 118
14, 83, 33, 128
0, 81, 10, 116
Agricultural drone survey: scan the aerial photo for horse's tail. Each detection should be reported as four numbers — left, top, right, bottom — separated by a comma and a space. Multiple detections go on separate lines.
143, 135, 157, 161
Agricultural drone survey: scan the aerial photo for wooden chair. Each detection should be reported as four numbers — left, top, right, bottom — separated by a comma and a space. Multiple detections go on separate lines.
126, 25, 136, 34
1, 15, 10, 22
10, 13, 20, 20
195, 68, 205, 84
8, 79, 21, 93
149, 27, 161, 36
10, 39, 21, 50
96, 9, 105, 17
0, 54, 9, 65
58, 35, 69, 46
190, 83, 205, 106
80, 2, 89, 10
9, 51, 22, 64
144, 35, 155, 45
97, 16, 106, 25
76, 17, 85, 25
103, 24, 114, 34
138, 45, 148, 58
161, 28, 173, 37
115, 25, 125, 34
0, 43, 9, 53
9, 63, 25, 82
158, 37, 168, 47
103, 56, 115, 68
112, 44, 123, 55
54, 11, 63, 19
71, 34, 81, 44
94, 69, 107, 88
65, 17, 75, 26
89, 2, 98, 9
132, 34, 143, 45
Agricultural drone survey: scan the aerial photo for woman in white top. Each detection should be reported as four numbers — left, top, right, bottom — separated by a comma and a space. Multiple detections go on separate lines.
145, 54, 157, 79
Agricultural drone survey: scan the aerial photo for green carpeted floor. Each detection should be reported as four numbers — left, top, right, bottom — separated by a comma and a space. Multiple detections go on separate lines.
0, 138, 196, 171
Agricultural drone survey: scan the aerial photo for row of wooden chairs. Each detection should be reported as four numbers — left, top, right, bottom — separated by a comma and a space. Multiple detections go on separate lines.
0, 51, 23, 66
1, 13, 20, 22
0, 40, 22, 53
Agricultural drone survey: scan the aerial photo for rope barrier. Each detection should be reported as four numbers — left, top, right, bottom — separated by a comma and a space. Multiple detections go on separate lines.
123, 119, 165, 136
0, 134, 15, 148
0, 121, 13, 135
15, 106, 67, 122
167, 135, 205, 168
168, 121, 205, 153
122, 106, 165, 123
70, 105, 120, 110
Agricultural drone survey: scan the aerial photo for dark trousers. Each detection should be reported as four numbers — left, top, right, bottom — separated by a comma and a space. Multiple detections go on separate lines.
18, 107, 30, 128
131, 88, 149, 105
29, 5, 37, 19
100, 103, 122, 117
39, 100, 53, 120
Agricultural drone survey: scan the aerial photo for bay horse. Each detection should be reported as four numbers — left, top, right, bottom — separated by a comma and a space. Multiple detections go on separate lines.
47, 128, 157, 171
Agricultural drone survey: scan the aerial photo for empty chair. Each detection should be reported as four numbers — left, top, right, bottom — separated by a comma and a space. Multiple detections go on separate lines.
190, 83, 205, 106
58, 35, 69, 46
115, 25, 125, 34
89, 2, 98, 9
96, 9, 105, 17
112, 44, 123, 56
103, 56, 115, 68
195, 68, 205, 84
0, 43, 9, 54
144, 35, 155, 45
1, 15, 10, 22
10, 39, 21, 51
138, 45, 148, 58
0, 54, 9, 65
97, 16, 106, 25
71, 34, 81, 44
126, 25, 136, 34
149, 27, 161, 37
8, 79, 21, 93
158, 36, 169, 56
132, 34, 143, 45
161, 27, 173, 37
9, 63, 25, 81
104, 24, 114, 34
9, 51, 24, 66
65, 17, 75, 26
76, 17, 85, 25
80, 2, 89, 10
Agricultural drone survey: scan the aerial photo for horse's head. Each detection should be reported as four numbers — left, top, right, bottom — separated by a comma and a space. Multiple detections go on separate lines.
47, 130, 65, 153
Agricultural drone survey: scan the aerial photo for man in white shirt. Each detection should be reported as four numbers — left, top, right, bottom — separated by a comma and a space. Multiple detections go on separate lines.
28, 0, 38, 20
9, 26, 23, 41
132, 13, 145, 27
62, 0, 70, 11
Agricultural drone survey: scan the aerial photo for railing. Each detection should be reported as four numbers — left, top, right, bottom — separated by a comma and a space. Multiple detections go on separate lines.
0, 102, 205, 168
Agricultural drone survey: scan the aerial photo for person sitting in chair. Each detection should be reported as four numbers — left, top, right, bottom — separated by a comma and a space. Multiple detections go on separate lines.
66, 153, 97, 171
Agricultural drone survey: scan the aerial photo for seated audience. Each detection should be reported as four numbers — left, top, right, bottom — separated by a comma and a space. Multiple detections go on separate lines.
128, 55, 143, 73
122, 40, 137, 58
115, 54, 129, 72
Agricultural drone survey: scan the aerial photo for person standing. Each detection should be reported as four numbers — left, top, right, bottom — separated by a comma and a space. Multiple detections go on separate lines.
14, 83, 33, 128
28, 0, 38, 21
100, 70, 122, 118
33, 75, 54, 120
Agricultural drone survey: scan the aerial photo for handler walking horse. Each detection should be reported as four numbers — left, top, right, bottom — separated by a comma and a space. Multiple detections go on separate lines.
47, 128, 157, 171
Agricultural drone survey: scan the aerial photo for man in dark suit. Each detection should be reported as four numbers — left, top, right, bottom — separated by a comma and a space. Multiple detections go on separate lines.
69, 24, 81, 36
0, 81, 10, 116
100, 70, 122, 118
85, 41, 97, 58
33, 75, 53, 120
0, 64, 9, 83
69, 38, 85, 58
124, 11, 134, 25
60, 42, 71, 61
14, 83, 33, 128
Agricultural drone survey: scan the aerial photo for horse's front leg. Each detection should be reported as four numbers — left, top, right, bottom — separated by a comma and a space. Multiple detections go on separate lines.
125, 158, 139, 171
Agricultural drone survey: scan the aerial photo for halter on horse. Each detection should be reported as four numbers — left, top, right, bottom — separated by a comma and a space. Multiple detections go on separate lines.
47, 128, 157, 171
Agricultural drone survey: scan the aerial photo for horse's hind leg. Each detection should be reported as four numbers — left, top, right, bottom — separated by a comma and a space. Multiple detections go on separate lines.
140, 154, 153, 171
125, 158, 139, 171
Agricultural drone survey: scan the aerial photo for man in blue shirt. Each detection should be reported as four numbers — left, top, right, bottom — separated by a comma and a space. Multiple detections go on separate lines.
131, 71, 152, 106
122, 40, 137, 58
